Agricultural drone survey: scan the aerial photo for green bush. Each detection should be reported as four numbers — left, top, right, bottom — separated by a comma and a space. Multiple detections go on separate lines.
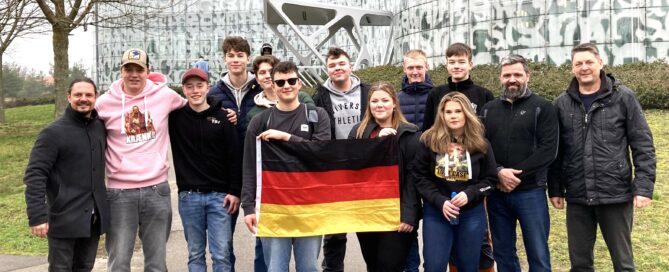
5, 95, 55, 108
355, 60, 669, 109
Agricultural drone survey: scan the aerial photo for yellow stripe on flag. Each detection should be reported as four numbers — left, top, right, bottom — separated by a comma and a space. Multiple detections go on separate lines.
257, 198, 400, 237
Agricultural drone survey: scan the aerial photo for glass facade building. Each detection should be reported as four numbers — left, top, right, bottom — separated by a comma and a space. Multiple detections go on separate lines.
96, 0, 669, 88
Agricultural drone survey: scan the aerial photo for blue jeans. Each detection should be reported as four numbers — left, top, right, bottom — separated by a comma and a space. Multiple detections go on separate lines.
106, 182, 172, 272
488, 188, 551, 272
178, 191, 234, 272
255, 238, 267, 272
260, 236, 322, 272
404, 225, 420, 272
422, 202, 487, 272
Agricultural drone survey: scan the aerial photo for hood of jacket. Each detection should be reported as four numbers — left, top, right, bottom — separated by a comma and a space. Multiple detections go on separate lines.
323, 74, 362, 96
253, 91, 277, 108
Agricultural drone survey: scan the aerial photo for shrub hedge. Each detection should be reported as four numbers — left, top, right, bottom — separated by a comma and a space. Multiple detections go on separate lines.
355, 60, 669, 109
5, 95, 55, 108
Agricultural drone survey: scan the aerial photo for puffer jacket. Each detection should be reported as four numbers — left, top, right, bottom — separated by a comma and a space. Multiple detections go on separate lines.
548, 72, 656, 205
398, 74, 433, 129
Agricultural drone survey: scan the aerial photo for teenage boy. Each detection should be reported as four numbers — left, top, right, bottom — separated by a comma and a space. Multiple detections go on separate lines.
95, 48, 187, 271
312, 47, 370, 272
25, 78, 109, 271
398, 49, 434, 130
421, 43, 495, 272
169, 68, 242, 271
242, 61, 331, 271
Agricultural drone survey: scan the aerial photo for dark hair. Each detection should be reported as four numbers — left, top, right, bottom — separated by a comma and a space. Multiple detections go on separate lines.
222, 36, 251, 55
499, 54, 529, 73
271, 61, 299, 78
571, 43, 600, 59
253, 55, 280, 73
326, 47, 351, 62
446, 43, 473, 61
68, 78, 98, 94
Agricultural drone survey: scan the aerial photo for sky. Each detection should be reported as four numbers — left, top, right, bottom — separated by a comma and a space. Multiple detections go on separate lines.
4, 27, 96, 75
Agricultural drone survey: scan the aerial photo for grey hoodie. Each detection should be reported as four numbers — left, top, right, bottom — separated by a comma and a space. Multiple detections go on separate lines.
222, 72, 256, 108
323, 75, 363, 139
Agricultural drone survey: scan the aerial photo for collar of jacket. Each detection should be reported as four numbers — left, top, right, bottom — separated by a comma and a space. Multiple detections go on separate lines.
447, 76, 474, 90
184, 96, 223, 117
65, 105, 98, 125
401, 74, 434, 93
566, 70, 617, 103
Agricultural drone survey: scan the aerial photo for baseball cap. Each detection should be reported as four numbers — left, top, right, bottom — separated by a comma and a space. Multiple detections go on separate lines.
121, 49, 149, 69
182, 68, 208, 84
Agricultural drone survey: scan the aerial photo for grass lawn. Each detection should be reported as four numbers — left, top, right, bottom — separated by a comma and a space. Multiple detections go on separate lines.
0, 105, 667, 270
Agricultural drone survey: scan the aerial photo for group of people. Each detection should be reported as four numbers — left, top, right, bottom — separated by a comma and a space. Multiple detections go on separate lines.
24, 34, 656, 272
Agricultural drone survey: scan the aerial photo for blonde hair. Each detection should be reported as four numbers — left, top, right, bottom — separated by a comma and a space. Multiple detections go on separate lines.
420, 92, 487, 154
355, 82, 409, 139
403, 49, 428, 65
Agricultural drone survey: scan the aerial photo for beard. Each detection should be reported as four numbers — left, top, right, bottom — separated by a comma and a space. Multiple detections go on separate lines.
503, 82, 527, 101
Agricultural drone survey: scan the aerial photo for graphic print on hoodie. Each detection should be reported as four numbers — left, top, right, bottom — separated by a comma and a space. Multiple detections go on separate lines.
324, 75, 362, 139
95, 74, 186, 189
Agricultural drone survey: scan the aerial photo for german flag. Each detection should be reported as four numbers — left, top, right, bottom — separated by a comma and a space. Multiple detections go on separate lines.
255, 137, 400, 237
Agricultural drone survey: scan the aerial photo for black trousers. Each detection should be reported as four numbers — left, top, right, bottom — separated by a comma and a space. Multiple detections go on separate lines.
47, 214, 101, 272
567, 201, 635, 272
322, 233, 347, 272
357, 231, 414, 272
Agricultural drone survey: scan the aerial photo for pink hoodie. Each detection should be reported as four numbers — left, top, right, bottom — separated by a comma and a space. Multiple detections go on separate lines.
96, 74, 186, 189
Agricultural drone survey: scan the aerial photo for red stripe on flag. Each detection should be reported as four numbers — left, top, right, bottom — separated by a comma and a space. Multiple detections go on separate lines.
261, 165, 399, 205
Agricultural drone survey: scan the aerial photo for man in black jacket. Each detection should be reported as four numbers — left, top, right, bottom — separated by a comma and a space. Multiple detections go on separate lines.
548, 43, 656, 271
482, 55, 558, 271
24, 78, 109, 271
312, 47, 369, 272
169, 68, 242, 271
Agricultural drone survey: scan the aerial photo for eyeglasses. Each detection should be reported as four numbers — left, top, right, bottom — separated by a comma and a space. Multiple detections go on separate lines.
273, 77, 299, 87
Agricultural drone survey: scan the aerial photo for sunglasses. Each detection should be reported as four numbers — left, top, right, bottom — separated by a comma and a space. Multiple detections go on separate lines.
273, 77, 299, 87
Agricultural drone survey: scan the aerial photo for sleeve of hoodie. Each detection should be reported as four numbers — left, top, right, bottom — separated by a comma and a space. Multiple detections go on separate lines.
514, 101, 559, 178
421, 90, 437, 131
241, 115, 264, 215
463, 143, 496, 204
411, 144, 449, 209
24, 127, 58, 227
165, 86, 187, 111
288, 107, 332, 142
224, 116, 243, 197
621, 88, 656, 198
400, 132, 422, 226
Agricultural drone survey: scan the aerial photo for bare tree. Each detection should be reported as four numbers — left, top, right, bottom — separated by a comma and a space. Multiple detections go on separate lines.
35, 0, 177, 117
0, 0, 43, 123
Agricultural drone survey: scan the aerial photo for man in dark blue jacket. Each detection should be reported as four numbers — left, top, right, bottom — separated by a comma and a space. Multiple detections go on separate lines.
24, 78, 109, 271
549, 43, 655, 271
398, 49, 433, 131
482, 54, 558, 271
169, 68, 242, 271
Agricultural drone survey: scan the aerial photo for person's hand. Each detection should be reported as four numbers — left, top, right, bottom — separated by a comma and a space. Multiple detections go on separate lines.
450, 192, 469, 207
550, 197, 565, 209
497, 168, 522, 192
224, 194, 240, 214
244, 214, 258, 234
378, 128, 397, 137
225, 109, 237, 125
257, 129, 291, 142
442, 200, 460, 221
634, 195, 652, 208
398, 223, 414, 233
30, 223, 49, 238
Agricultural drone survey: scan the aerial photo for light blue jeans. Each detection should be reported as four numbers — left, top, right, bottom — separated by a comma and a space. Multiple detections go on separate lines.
260, 236, 322, 272
179, 191, 234, 272
106, 181, 172, 272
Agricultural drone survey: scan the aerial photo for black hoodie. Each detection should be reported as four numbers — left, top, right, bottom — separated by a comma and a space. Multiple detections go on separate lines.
422, 77, 494, 131
169, 97, 242, 196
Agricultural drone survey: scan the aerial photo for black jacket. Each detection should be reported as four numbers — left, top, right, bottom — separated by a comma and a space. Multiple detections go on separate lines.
169, 98, 242, 196
208, 76, 263, 142
24, 107, 109, 238
312, 82, 370, 139
411, 139, 496, 211
348, 122, 423, 226
422, 77, 494, 131
548, 72, 656, 205
482, 90, 559, 191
